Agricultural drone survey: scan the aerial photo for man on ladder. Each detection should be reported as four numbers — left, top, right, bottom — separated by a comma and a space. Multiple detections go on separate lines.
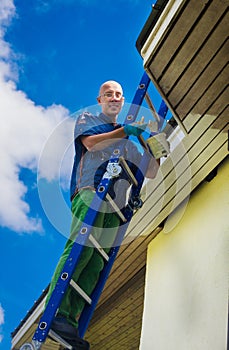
44, 79, 160, 349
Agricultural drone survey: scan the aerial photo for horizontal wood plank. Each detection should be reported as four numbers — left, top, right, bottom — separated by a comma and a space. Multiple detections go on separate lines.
150, 0, 207, 79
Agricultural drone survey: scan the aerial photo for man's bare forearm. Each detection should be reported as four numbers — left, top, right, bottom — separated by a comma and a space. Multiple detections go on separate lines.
81, 127, 126, 151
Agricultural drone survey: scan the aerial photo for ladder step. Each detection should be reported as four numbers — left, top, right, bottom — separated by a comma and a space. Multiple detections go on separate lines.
106, 193, 127, 222
137, 134, 149, 152
48, 329, 73, 349
144, 92, 160, 124
70, 280, 92, 304
89, 235, 109, 261
119, 156, 138, 186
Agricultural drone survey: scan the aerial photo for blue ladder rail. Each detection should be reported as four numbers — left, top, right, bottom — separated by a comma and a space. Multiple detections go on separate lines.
27, 71, 167, 349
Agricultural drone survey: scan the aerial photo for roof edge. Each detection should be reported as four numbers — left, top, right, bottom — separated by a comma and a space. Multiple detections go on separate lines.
136, 0, 169, 54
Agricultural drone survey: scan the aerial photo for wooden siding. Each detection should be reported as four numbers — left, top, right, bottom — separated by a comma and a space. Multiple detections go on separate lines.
142, 0, 228, 134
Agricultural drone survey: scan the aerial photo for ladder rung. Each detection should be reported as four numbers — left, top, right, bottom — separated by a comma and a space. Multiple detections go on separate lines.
144, 92, 160, 123
49, 329, 73, 349
106, 193, 127, 222
119, 156, 138, 186
70, 280, 92, 304
137, 135, 149, 152
89, 235, 109, 261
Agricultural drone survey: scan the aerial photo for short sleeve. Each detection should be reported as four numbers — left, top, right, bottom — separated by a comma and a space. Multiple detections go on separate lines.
74, 112, 103, 140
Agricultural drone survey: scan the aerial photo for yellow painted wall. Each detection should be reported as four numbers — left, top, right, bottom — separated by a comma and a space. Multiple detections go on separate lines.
140, 157, 229, 350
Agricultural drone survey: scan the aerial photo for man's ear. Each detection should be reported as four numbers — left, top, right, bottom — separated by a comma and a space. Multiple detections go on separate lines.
97, 96, 101, 104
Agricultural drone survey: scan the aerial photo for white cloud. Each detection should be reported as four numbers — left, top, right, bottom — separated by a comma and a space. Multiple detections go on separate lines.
0, 0, 15, 27
0, 0, 72, 233
0, 1, 15, 61
0, 304, 4, 343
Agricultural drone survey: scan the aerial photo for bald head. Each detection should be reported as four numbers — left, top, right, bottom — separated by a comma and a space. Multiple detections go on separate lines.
98, 80, 123, 97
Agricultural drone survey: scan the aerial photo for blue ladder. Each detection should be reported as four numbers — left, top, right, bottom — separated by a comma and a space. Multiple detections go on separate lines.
20, 72, 168, 350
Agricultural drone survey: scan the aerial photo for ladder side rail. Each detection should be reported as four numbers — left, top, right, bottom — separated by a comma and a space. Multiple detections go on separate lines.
128, 99, 169, 203
128, 150, 151, 205
32, 241, 85, 345
131, 71, 151, 109
157, 100, 168, 132
124, 73, 150, 125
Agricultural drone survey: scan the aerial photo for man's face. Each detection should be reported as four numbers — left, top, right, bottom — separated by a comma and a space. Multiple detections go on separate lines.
97, 82, 124, 119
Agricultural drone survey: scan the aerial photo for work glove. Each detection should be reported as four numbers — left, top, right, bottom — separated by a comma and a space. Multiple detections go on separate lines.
124, 122, 147, 137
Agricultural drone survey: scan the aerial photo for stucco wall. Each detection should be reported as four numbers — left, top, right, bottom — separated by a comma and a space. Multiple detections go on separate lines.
140, 157, 229, 350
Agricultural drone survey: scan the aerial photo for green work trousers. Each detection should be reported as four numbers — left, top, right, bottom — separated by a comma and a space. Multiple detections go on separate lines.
45, 189, 120, 328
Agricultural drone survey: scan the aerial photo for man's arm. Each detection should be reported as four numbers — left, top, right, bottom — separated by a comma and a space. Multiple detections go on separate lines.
80, 121, 148, 152
81, 125, 160, 179
81, 127, 126, 151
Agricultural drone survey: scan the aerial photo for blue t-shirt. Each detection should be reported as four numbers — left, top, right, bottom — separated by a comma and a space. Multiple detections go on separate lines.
70, 112, 142, 201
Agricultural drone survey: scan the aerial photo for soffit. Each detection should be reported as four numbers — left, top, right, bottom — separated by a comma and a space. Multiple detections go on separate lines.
140, 0, 228, 135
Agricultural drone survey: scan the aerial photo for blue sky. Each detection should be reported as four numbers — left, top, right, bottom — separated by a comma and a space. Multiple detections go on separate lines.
0, 1, 163, 348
